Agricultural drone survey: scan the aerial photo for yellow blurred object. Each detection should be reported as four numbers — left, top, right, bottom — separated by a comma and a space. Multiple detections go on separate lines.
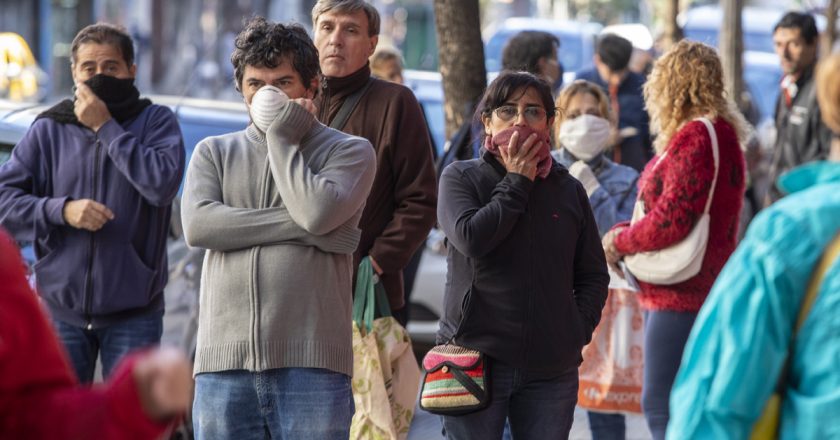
0, 32, 42, 101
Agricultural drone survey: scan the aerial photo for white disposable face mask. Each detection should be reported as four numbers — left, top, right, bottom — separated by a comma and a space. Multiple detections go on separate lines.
249, 85, 289, 133
557, 114, 611, 161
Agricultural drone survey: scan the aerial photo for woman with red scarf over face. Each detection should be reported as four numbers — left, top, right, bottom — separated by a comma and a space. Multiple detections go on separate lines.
435, 71, 609, 440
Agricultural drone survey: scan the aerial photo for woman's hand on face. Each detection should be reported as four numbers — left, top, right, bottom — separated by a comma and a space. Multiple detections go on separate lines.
602, 227, 626, 276
500, 131, 542, 181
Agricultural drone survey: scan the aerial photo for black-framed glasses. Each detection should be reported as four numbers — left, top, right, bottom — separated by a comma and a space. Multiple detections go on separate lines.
493, 105, 549, 123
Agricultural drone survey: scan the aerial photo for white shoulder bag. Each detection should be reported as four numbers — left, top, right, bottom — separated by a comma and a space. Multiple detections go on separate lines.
623, 117, 719, 285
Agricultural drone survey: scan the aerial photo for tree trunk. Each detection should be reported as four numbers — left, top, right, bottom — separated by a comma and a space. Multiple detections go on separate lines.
824, 0, 839, 58
719, 0, 743, 111
434, 0, 487, 139
661, 0, 683, 51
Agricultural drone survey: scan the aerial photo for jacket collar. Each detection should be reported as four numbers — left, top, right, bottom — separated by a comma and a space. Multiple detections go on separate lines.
777, 161, 840, 195
320, 63, 371, 98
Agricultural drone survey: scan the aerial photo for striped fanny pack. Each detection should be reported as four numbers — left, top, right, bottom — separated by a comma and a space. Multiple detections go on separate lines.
419, 344, 490, 415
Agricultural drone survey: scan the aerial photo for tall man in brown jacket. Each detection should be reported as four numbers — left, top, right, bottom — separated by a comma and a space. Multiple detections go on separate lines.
312, 0, 437, 321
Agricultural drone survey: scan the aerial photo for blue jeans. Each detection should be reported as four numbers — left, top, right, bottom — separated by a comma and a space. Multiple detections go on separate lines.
53, 312, 162, 383
193, 368, 354, 440
641, 310, 697, 440
441, 359, 578, 440
587, 411, 626, 439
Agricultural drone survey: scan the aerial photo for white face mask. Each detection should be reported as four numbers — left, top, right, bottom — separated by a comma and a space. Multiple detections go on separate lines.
249, 85, 289, 133
557, 114, 611, 161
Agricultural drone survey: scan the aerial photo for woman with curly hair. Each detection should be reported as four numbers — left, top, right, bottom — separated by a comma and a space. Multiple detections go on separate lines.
601, 40, 748, 439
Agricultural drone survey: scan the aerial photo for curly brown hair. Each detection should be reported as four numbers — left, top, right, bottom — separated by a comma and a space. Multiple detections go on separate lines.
643, 40, 749, 153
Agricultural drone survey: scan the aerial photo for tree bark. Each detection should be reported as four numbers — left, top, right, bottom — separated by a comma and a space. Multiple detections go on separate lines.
661, 0, 683, 52
824, 0, 839, 58
719, 0, 743, 111
434, 0, 487, 139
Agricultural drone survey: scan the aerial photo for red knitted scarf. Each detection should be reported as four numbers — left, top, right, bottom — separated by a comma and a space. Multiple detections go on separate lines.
483, 125, 553, 179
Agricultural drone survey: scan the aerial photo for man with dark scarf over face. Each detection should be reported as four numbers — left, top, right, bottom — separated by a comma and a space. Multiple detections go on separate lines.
0, 23, 185, 384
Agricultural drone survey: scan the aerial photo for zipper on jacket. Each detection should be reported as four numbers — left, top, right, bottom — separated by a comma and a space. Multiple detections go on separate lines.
83, 136, 102, 329
319, 78, 331, 124
521, 209, 535, 365
248, 157, 272, 369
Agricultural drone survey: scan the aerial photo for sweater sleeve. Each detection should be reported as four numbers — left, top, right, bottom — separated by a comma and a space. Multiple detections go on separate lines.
438, 163, 533, 258
181, 139, 359, 253
99, 106, 185, 207
367, 89, 438, 273
0, 121, 69, 241
589, 170, 639, 237
0, 231, 172, 440
266, 103, 377, 236
615, 121, 715, 254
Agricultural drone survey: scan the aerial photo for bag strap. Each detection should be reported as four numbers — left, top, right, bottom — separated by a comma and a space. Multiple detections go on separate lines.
695, 118, 720, 216
770, 232, 840, 395
329, 77, 374, 131
352, 256, 393, 334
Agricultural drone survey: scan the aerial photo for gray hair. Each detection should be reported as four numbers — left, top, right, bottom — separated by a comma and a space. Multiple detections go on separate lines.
311, 0, 380, 37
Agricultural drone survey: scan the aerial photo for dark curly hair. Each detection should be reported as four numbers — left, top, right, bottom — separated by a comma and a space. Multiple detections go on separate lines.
231, 17, 319, 93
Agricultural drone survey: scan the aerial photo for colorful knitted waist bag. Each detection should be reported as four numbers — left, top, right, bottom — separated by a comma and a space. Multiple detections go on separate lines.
419, 344, 490, 415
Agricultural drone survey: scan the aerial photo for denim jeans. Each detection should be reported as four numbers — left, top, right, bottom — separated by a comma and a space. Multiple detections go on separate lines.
53, 312, 163, 383
441, 359, 578, 440
587, 411, 626, 439
641, 310, 697, 440
193, 368, 354, 440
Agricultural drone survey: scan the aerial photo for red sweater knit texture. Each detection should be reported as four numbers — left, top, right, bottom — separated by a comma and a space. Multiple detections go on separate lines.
0, 230, 171, 439
614, 119, 745, 312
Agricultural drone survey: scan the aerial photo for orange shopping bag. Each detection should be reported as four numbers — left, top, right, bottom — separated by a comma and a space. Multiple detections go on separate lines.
577, 288, 644, 414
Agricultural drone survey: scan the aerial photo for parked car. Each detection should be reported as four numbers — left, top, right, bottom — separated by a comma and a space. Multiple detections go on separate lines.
403, 69, 446, 157
484, 17, 603, 85
680, 5, 826, 55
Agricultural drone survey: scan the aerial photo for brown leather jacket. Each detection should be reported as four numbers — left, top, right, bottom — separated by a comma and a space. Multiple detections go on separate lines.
316, 64, 437, 310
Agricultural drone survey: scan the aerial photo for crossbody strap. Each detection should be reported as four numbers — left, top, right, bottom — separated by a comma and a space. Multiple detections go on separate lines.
695, 118, 720, 215
772, 232, 840, 394
649, 118, 720, 215
329, 77, 374, 130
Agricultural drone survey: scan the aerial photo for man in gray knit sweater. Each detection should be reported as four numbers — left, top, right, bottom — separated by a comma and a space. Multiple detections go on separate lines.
181, 18, 375, 439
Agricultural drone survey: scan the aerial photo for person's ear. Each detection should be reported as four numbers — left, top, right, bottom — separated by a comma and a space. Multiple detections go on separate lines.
368, 35, 379, 57
129, 64, 137, 78
307, 76, 320, 99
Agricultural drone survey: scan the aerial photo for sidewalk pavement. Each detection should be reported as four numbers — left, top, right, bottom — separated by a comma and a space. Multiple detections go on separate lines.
408, 405, 652, 440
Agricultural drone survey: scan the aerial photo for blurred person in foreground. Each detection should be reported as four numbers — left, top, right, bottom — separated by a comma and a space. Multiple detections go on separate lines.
0, 23, 185, 383
312, 0, 437, 322
181, 18, 375, 439
767, 11, 833, 205
436, 70, 609, 439
0, 228, 192, 439
667, 53, 840, 440
602, 41, 749, 440
577, 33, 652, 173
554, 80, 639, 439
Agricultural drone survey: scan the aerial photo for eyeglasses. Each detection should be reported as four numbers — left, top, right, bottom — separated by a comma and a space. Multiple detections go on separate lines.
493, 105, 550, 123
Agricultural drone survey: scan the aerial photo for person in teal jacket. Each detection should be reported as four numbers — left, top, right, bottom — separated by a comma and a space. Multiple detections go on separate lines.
667, 53, 840, 440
